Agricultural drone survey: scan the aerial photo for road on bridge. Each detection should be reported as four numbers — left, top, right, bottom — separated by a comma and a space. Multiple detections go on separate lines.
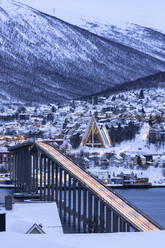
37, 142, 161, 232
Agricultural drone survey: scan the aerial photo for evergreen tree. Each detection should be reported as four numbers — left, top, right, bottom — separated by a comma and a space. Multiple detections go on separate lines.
139, 89, 144, 99
51, 106, 56, 112
94, 96, 98, 105
70, 133, 82, 149
141, 107, 145, 113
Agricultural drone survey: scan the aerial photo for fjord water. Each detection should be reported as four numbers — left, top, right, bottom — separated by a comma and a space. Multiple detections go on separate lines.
115, 188, 165, 228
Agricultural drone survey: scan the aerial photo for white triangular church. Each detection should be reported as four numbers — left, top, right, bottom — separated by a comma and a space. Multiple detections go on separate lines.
81, 117, 112, 148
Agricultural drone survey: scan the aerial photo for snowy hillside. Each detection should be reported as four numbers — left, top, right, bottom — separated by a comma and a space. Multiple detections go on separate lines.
0, 0, 165, 104
80, 22, 165, 62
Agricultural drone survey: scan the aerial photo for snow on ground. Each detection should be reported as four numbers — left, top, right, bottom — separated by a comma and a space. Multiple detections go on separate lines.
0, 232, 70, 248
1, 202, 165, 248
77, 122, 165, 156
17, 0, 165, 33
0, 226, 165, 248
89, 164, 165, 186
0, 202, 63, 235
113, 123, 165, 156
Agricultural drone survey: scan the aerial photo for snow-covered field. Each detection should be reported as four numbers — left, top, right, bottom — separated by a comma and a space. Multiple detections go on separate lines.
113, 123, 165, 156
0, 202, 165, 248
0, 224, 165, 248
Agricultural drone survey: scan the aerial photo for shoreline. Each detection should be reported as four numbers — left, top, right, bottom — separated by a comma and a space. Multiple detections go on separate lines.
1, 184, 165, 190
107, 184, 165, 189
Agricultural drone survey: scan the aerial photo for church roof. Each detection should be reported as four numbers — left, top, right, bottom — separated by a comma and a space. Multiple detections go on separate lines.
81, 117, 111, 148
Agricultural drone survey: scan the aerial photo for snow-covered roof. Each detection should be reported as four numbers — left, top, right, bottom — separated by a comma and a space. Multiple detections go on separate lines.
1, 202, 63, 235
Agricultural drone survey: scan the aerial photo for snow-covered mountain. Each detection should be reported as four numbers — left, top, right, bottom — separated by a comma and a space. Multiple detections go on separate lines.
0, 0, 165, 104
80, 22, 165, 63
17, 0, 165, 62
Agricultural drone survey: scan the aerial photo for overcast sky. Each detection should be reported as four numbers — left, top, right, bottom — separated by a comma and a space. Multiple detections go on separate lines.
16, 0, 165, 32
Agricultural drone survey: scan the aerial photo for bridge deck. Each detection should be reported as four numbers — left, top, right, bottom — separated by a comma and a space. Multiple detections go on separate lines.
37, 142, 161, 232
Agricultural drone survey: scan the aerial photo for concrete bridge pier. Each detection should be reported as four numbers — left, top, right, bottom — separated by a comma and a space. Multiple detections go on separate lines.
51, 162, 55, 201
88, 191, 92, 233
55, 165, 59, 204
106, 206, 112, 232
59, 168, 63, 218
94, 196, 98, 233
113, 211, 119, 232
73, 178, 76, 228
83, 188, 87, 233
63, 171, 67, 223
78, 182, 81, 232
68, 174, 71, 225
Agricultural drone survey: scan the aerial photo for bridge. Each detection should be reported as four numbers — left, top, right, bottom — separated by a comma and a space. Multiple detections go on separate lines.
9, 142, 163, 233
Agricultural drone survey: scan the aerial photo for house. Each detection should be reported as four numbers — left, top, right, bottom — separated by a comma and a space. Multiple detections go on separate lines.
0, 151, 10, 167
26, 223, 45, 234
2, 202, 63, 235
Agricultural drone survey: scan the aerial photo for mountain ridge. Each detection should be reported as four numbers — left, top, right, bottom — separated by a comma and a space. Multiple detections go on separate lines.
81, 71, 165, 99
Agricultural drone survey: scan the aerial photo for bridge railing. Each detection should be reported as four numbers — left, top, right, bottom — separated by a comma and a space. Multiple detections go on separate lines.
44, 142, 164, 230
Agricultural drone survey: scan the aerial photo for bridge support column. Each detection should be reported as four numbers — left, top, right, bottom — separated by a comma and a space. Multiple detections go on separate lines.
39, 154, 43, 199
43, 157, 46, 201
27, 148, 32, 193
100, 201, 105, 233
13, 152, 17, 189
127, 223, 130, 232
51, 162, 55, 201
63, 171, 67, 223
20, 150, 24, 191
120, 218, 128, 232
47, 159, 51, 201
94, 196, 98, 233
22, 149, 26, 192
73, 179, 76, 228
120, 219, 126, 232
23, 150, 27, 191
120, 218, 123, 232
17, 151, 21, 191
88, 191, 92, 233
113, 211, 118, 232
59, 168, 62, 218
106, 207, 111, 233
68, 174, 71, 225
78, 182, 81, 231
32, 154, 35, 193
83, 188, 87, 233
55, 165, 58, 205
35, 152, 38, 193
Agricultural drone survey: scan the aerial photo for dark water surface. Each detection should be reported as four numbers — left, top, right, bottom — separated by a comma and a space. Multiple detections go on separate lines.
115, 188, 165, 228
